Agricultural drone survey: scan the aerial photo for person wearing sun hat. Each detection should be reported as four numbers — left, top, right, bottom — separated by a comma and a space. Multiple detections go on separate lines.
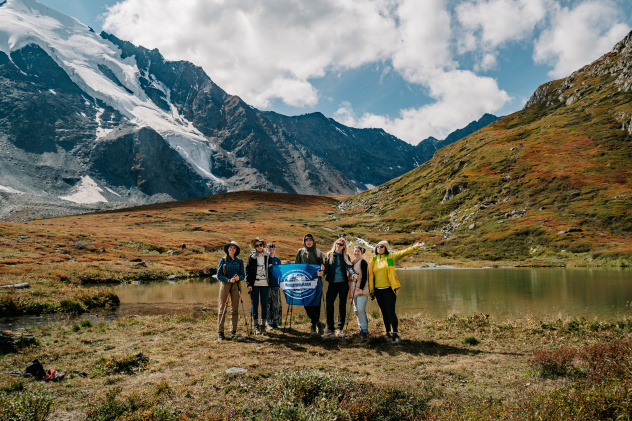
216, 241, 245, 340
246, 237, 271, 335
369, 239, 425, 344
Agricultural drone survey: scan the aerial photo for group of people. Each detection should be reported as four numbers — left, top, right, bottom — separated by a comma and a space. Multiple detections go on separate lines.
216, 233, 424, 344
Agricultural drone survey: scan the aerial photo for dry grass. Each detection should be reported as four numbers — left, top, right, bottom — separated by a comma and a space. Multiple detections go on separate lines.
1, 313, 631, 419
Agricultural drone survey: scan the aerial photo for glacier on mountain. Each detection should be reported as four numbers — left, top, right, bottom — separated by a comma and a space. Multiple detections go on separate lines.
0, 0, 218, 180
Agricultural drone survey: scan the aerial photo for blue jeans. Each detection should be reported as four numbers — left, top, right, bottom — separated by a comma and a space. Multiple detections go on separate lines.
250, 285, 270, 323
353, 295, 369, 331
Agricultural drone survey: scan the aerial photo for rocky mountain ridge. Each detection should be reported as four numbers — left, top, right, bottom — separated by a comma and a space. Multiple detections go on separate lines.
0, 0, 496, 221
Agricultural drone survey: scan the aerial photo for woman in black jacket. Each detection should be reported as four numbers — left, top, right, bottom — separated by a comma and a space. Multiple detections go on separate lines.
246, 237, 270, 335
322, 238, 354, 337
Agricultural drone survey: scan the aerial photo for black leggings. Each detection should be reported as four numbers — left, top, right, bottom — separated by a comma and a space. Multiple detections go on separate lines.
374, 288, 398, 333
304, 303, 321, 326
325, 282, 349, 330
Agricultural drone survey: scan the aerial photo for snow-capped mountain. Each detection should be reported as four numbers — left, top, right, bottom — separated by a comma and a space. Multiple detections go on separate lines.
0, 0, 433, 219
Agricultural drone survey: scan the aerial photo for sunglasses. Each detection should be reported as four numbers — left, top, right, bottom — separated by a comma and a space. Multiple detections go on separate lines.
255, 243, 264, 247
335, 243, 345, 246
376, 245, 385, 249
267, 244, 275, 249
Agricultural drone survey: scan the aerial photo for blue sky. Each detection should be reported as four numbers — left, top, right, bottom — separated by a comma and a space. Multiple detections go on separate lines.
37, 0, 632, 145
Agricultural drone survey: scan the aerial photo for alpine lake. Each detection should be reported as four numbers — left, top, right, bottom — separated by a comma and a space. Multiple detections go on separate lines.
3, 266, 631, 330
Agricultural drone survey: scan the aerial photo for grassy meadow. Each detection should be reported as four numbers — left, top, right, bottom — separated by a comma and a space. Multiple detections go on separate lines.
0, 190, 631, 419
1, 312, 632, 420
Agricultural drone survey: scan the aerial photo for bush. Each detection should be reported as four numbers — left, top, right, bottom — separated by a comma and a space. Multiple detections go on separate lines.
269, 370, 430, 420
84, 387, 179, 421
0, 387, 53, 421
95, 353, 149, 375
463, 336, 480, 346
530, 347, 579, 378
58, 299, 85, 314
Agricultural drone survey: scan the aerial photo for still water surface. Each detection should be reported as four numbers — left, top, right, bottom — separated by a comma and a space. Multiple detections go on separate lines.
2, 268, 632, 330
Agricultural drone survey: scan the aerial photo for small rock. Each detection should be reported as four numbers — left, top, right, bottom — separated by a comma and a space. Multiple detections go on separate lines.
567, 228, 583, 233
130, 258, 143, 262
119, 254, 128, 259
97, 248, 106, 253
167, 249, 179, 255
75, 241, 95, 250
468, 223, 476, 230
0, 283, 30, 289
18, 235, 29, 240
180, 243, 186, 249
558, 230, 567, 235
167, 275, 178, 281
225, 367, 248, 376
134, 262, 147, 267
201, 307, 209, 312
502, 175, 512, 182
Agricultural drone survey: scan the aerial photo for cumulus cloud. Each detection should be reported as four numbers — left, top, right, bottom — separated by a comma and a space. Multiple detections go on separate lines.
336, 70, 510, 144
102, 0, 515, 144
533, 0, 631, 78
456, 0, 548, 50
104, 0, 398, 108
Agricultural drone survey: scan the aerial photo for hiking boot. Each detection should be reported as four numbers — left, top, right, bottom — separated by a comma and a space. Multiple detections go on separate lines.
322, 330, 335, 338
217, 332, 225, 340
384, 332, 392, 339
352, 329, 363, 337
254, 324, 262, 335
335, 329, 344, 338
317, 321, 325, 335
230, 331, 237, 339
266, 324, 274, 332
360, 332, 368, 343
392, 333, 400, 344
310, 324, 318, 336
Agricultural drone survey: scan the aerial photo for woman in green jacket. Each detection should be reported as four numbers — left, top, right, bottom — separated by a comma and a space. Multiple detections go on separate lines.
369, 240, 424, 344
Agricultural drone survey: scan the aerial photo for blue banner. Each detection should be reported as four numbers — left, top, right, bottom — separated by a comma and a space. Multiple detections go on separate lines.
270, 264, 322, 306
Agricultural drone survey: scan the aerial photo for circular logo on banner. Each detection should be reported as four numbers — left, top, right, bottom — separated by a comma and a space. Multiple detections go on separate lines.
281, 268, 318, 301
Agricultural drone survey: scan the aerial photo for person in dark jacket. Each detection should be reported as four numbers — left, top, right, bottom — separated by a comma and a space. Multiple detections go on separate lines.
266, 242, 283, 329
217, 241, 245, 340
322, 238, 355, 337
246, 237, 270, 335
350, 245, 370, 342
294, 233, 325, 336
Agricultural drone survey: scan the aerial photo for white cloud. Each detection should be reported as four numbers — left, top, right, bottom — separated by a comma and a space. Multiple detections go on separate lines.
104, 0, 398, 108
336, 69, 510, 144
533, 0, 631, 78
456, 0, 548, 50
102, 0, 515, 144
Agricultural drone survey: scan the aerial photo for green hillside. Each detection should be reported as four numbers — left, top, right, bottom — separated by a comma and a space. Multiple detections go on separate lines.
338, 33, 632, 264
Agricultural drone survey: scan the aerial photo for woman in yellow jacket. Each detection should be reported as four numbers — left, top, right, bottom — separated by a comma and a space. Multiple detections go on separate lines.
369, 240, 425, 344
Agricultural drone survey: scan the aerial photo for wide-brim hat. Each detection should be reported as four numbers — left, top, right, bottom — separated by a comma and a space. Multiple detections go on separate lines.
251, 237, 267, 249
224, 241, 240, 256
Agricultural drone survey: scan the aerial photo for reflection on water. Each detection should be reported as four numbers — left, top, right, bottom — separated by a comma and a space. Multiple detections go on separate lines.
396, 267, 632, 319
2, 268, 632, 330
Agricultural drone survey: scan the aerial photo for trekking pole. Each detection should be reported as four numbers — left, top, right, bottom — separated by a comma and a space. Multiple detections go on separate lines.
344, 278, 358, 337
284, 303, 292, 333
236, 281, 251, 336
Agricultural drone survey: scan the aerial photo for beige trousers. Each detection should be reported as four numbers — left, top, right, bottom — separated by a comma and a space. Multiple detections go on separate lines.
218, 281, 241, 333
